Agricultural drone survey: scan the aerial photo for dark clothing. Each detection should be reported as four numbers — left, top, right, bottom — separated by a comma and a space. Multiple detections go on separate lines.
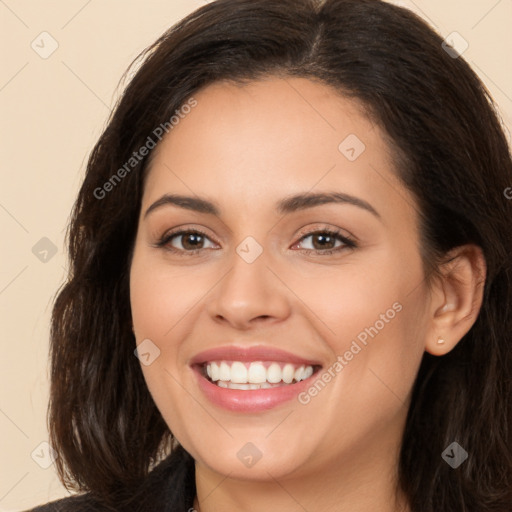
25, 447, 196, 512
26, 494, 108, 512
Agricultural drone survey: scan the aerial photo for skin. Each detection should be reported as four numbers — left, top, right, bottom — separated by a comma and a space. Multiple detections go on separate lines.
129, 77, 485, 512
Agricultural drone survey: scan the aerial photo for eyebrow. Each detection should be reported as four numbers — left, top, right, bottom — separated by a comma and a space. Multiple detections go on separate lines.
144, 191, 380, 219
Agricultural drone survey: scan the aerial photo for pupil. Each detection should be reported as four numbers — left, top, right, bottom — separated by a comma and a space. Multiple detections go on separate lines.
314, 234, 333, 249
184, 233, 203, 250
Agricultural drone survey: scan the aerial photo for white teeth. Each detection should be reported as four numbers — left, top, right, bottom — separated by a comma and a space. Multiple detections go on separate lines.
230, 362, 248, 383
282, 364, 295, 383
215, 381, 282, 390
247, 362, 267, 383
219, 361, 230, 381
267, 363, 282, 383
204, 360, 315, 387
229, 382, 250, 390
210, 362, 219, 381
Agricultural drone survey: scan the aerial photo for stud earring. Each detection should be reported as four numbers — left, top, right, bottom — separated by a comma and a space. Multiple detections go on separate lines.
437, 337, 446, 344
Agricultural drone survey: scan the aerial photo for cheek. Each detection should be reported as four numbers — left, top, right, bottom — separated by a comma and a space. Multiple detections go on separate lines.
292, 251, 427, 401
300, 298, 426, 456
129, 251, 195, 439
129, 251, 210, 336
333, 292, 426, 417
288, 254, 420, 349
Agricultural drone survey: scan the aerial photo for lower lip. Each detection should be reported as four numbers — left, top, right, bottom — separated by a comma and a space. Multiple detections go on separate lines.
193, 366, 318, 412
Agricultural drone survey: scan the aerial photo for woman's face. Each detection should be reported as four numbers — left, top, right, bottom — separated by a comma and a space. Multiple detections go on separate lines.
129, 77, 431, 482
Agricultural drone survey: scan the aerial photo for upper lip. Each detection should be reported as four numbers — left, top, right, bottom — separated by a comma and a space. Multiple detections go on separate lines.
190, 345, 322, 367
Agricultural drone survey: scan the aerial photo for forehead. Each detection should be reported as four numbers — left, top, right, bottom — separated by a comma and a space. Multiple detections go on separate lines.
142, 77, 413, 225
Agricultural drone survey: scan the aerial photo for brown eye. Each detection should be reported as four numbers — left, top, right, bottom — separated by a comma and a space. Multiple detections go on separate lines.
294, 229, 356, 255
156, 229, 217, 254
309, 233, 338, 250
176, 232, 206, 250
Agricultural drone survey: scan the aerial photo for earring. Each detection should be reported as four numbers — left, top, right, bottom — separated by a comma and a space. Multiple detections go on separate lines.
437, 337, 446, 345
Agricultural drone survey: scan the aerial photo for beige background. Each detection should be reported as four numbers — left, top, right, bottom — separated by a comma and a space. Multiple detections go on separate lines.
1, 0, 511, 510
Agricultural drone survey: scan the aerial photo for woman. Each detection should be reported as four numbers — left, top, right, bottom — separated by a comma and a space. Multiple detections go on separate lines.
29, 0, 512, 510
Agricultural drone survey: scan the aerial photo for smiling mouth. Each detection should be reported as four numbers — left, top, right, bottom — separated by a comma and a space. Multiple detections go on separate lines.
200, 360, 321, 390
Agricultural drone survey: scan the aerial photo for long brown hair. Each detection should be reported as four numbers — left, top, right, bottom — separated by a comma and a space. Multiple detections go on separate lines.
48, 0, 512, 509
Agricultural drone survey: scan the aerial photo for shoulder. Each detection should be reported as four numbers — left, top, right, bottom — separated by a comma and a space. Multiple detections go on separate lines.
25, 447, 195, 512
24, 493, 111, 512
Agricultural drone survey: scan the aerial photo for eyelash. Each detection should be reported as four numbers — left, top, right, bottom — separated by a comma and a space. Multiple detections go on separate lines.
155, 226, 357, 257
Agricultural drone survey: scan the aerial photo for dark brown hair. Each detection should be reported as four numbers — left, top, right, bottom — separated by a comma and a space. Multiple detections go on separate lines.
48, 0, 512, 510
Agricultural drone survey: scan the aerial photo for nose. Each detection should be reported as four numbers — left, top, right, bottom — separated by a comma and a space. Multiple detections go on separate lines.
206, 247, 291, 330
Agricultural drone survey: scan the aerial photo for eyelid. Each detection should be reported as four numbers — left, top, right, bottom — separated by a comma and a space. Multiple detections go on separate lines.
292, 225, 357, 254
155, 225, 219, 251
155, 223, 357, 255
294, 224, 356, 243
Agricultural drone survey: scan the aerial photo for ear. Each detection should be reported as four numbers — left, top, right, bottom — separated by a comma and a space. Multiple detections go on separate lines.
425, 244, 486, 356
